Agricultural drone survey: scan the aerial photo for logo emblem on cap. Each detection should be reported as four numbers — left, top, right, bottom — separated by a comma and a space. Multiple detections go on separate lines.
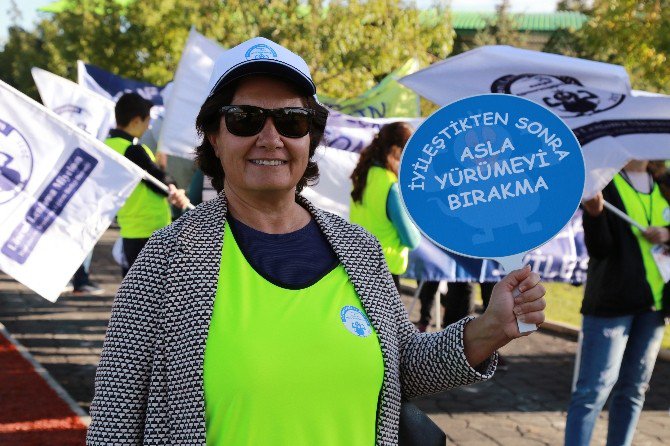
245, 44, 278, 60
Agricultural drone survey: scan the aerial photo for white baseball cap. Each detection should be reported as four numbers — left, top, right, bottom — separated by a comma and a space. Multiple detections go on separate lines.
206, 37, 316, 98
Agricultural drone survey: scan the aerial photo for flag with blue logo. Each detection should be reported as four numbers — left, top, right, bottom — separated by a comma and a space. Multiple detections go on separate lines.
398, 45, 670, 199
0, 80, 143, 301
32, 67, 116, 140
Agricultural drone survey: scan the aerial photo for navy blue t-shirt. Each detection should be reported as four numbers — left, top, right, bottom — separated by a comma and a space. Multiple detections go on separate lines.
227, 214, 339, 289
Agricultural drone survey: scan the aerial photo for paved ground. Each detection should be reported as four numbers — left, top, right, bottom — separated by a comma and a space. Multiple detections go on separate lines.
1, 227, 669, 444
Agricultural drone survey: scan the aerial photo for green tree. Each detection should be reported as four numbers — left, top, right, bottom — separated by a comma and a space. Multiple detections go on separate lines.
0, 0, 454, 102
547, 0, 670, 93
468, 0, 527, 50
555, 0, 592, 13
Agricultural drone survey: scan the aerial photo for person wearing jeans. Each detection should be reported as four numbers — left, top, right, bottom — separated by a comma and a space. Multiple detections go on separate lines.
565, 161, 669, 445
566, 311, 664, 445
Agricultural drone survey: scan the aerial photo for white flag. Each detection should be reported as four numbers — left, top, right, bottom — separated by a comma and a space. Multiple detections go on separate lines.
32, 67, 116, 140
398, 45, 632, 105
158, 29, 225, 159
0, 80, 143, 302
399, 47, 670, 197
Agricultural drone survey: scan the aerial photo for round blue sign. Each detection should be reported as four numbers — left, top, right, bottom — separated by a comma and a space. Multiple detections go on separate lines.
399, 94, 585, 259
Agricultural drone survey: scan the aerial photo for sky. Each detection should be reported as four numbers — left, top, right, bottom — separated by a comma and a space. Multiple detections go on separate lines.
0, 0, 560, 44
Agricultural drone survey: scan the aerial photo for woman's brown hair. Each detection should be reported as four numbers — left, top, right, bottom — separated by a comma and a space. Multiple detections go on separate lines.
194, 79, 329, 194
350, 122, 414, 203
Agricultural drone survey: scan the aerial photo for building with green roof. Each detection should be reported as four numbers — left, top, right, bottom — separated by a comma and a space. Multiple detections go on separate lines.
453, 11, 588, 51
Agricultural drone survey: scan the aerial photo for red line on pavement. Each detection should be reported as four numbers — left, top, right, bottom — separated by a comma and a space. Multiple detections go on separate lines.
0, 328, 86, 445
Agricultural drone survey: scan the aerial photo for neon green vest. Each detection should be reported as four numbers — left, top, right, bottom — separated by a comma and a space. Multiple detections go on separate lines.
203, 224, 384, 445
613, 174, 670, 309
105, 136, 171, 238
349, 166, 408, 274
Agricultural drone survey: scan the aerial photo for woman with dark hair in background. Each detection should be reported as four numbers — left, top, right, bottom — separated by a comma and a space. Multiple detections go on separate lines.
349, 122, 421, 292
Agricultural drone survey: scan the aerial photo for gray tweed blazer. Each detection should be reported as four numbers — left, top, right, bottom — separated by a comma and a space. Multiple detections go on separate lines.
87, 192, 496, 445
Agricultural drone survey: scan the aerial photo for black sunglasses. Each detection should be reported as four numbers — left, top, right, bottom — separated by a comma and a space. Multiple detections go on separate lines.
219, 105, 314, 138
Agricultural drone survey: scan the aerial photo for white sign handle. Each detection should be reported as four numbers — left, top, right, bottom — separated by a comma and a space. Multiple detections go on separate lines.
495, 254, 537, 334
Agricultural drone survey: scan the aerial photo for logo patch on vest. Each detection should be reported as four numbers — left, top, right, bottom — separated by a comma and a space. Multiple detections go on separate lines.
340, 306, 372, 337
663, 207, 670, 223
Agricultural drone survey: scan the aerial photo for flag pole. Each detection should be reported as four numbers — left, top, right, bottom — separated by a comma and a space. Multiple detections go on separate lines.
143, 173, 195, 210
603, 200, 645, 231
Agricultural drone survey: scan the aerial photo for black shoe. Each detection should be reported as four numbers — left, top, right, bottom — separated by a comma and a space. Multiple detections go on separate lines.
73, 282, 104, 295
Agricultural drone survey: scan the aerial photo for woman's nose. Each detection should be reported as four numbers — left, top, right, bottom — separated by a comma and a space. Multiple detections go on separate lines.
256, 116, 283, 149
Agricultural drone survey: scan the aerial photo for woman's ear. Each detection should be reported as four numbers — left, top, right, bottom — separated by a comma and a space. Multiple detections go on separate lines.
207, 134, 219, 157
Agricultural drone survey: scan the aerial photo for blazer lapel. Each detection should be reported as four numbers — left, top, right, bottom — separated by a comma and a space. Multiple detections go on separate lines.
163, 192, 227, 441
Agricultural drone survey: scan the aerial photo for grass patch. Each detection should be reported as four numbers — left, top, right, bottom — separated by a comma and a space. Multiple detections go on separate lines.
475, 282, 670, 350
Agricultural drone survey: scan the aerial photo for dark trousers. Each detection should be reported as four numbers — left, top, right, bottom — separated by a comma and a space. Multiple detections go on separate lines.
392, 274, 401, 294
418, 281, 496, 327
122, 237, 150, 277
72, 264, 89, 289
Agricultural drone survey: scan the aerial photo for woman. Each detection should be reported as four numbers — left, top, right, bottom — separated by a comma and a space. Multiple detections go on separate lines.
87, 37, 546, 445
349, 122, 421, 292
565, 160, 669, 446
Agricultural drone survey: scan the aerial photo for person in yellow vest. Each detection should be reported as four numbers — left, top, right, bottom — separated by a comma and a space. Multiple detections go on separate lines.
105, 93, 189, 276
565, 160, 669, 446
349, 122, 421, 292
88, 37, 546, 445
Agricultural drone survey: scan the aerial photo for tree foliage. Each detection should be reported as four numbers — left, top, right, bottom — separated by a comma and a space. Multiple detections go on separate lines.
0, 0, 454, 102
469, 0, 526, 50
547, 0, 670, 93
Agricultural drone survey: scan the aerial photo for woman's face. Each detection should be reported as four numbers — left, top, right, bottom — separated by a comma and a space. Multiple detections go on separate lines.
208, 76, 310, 198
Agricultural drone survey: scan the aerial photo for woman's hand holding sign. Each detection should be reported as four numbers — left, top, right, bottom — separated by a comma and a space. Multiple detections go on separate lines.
463, 266, 546, 368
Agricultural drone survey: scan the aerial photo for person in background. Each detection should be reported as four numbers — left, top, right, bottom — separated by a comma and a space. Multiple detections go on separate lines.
647, 160, 670, 203
104, 93, 189, 276
69, 253, 103, 295
349, 122, 421, 292
88, 37, 546, 444
565, 160, 669, 446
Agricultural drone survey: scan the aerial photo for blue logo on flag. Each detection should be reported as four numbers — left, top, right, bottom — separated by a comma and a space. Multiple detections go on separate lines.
0, 119, 33, 205
340, 306, 372, 337
54, 104, 91, 132
399, 94, 585, 259
245, 44, 278, 60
